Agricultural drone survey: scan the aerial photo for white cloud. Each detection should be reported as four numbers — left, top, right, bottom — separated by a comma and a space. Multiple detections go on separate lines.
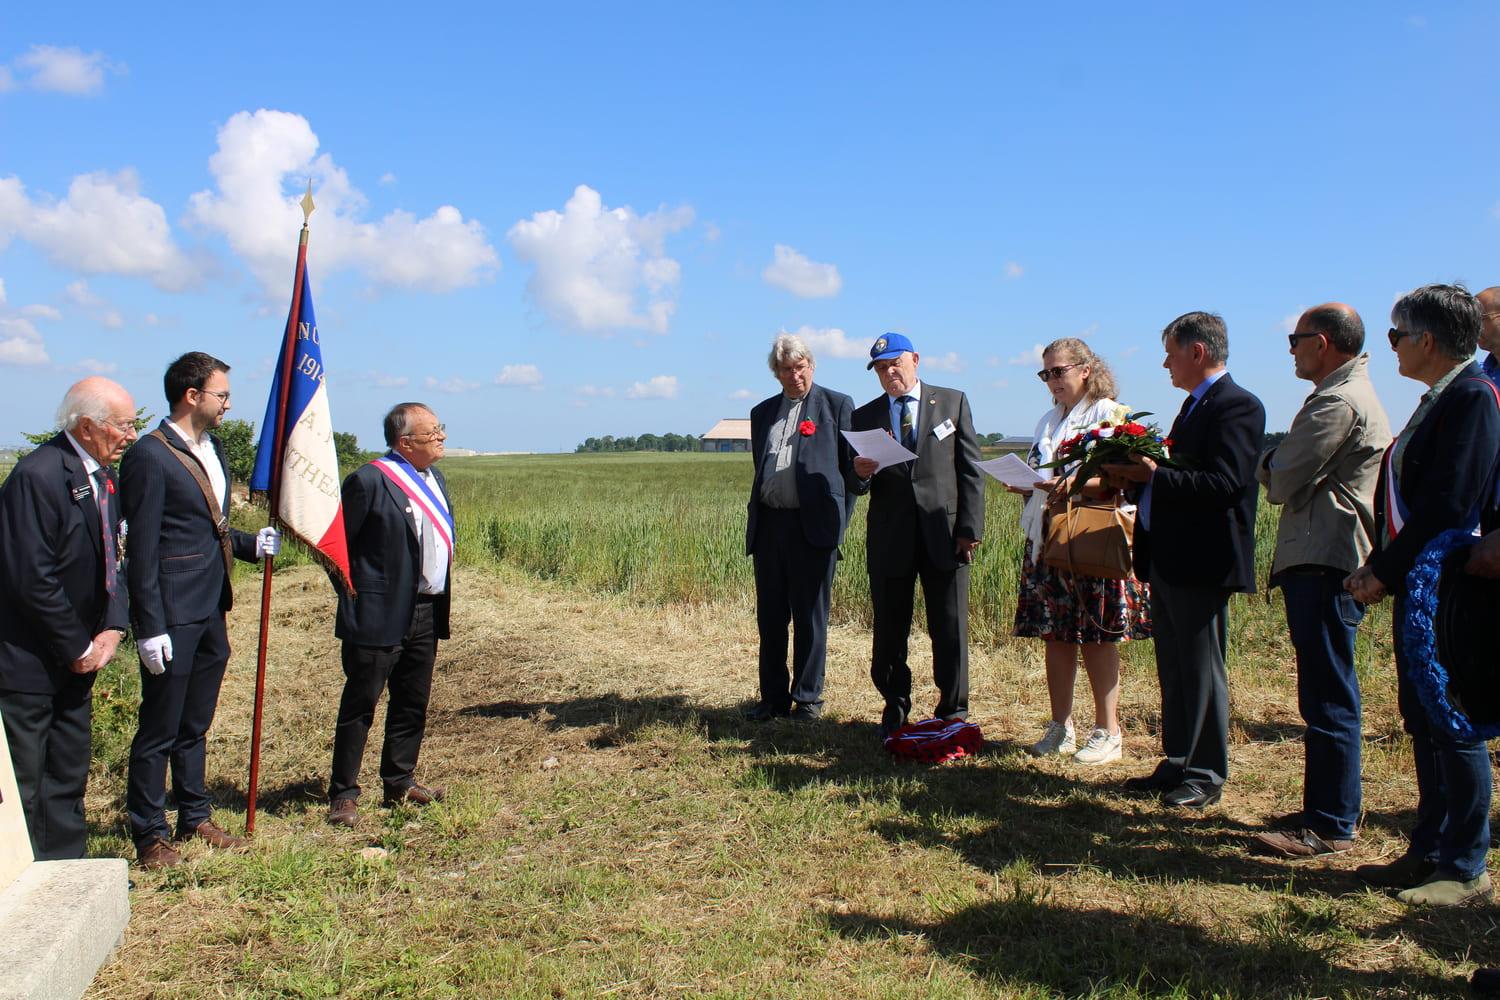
189, 109, 499, 296
922, 351, 964, 373
142, 312, 160, 326
423, 375, 480, 394
63, 279, 126, 327
1279, 307, 1307, 334
992, 378, 1010, 390
1493, 201, 1500, 221
0, 316, 48, 365
626, 374, 678, 400
379, 172, 397, 185
703, 222, 721, 243
791, 324, 867, 360
1118, 345, 1140, 358
1002, 261, 1024, 280
729, 388, 753, 400
763, 244, 842, 299
71, 357, 117, 374
20, 303, 60, 320
576, 384, 616, 398
507, 184, 693, 334
100, 310, 124, 329
1007, 343, 1045, 366
0, 171, 201, 290
12, 45, 117, 96
0, 67, 13, 93
1408, 14, 1427, 28
371, 372, 409, 388
496, 364, 543, 387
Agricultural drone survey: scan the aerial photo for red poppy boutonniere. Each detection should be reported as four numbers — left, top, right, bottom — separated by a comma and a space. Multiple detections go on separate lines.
798, 420, 817, 437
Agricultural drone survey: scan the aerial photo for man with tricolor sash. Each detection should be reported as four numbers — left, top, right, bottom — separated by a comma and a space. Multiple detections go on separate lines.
327, 402, 453, 828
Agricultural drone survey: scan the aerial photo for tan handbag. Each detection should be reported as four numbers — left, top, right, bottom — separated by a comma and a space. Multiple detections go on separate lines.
1042, 490, 1135, 580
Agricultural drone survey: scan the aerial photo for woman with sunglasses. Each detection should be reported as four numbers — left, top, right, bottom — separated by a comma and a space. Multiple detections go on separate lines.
1010, 338, 1151, 764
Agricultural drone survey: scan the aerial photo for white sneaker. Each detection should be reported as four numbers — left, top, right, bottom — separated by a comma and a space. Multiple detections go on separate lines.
1072, 728, 1122, 765
1028, 719, 1076, 757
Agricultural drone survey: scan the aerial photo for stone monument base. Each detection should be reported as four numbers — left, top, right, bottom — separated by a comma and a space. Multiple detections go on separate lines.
0, 859, 130, 1000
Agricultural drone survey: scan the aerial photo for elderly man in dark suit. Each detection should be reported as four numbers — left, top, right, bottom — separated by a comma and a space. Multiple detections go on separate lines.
122, 352, 280, 869
851, 333, 984, 738
744, 333, 857, 723
0, 378, 135, 860
1346, 284, 1500, 907
1107, 312, 1265, 810
327, 402, 452, 828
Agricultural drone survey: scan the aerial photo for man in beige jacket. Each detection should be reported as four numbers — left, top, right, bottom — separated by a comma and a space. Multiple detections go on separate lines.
1252, 303, 1391, 859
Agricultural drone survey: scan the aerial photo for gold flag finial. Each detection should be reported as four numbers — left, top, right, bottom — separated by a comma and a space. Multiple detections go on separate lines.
300, 180, 315, 223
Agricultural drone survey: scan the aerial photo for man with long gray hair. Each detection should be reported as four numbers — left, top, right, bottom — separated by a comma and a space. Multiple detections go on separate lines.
743, 334, 856, 722
0, 377, 136, 859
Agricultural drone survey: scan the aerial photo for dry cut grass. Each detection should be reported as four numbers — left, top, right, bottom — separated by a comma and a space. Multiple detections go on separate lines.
78, 554, 1499, 999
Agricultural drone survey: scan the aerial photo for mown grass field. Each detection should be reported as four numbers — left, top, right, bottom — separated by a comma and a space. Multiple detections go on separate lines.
76, 451, 1498, 999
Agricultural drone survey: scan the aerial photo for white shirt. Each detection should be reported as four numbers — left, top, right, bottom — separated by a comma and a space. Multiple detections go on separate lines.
409, 467, 450, 594
63, 431, 102, 496
167, 419, 227, 512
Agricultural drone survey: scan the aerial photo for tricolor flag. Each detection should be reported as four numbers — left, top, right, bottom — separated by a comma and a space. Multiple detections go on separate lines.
250, 251, 354, 593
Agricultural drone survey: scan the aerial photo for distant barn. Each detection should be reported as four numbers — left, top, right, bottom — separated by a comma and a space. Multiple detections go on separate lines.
701, 418, 752, 452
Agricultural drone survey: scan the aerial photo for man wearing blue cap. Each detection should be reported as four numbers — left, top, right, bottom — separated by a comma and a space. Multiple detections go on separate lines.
850, 333, 984, 738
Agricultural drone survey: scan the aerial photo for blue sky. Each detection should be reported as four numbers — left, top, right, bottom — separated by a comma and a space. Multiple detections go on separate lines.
1, 3, 1496, 452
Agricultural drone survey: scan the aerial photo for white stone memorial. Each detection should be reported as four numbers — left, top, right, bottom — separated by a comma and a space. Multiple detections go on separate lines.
0, 706, 130, 1000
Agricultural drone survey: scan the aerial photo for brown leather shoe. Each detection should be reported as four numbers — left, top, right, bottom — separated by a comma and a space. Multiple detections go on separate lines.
1252, 827, 1355, 859
383, 783, 445, 807
327, 797, 358, 828
137, 837, 182, 869
179, 819, 249, 850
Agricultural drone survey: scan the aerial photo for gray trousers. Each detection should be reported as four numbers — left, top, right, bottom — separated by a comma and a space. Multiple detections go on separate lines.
1149, 570, 1231, 788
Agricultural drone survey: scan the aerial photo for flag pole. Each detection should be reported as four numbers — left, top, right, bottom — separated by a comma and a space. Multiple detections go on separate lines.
247, 184, 315, 835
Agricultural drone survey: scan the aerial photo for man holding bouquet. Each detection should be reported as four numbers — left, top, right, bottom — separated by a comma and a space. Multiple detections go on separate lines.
1105, 312, 1265, 809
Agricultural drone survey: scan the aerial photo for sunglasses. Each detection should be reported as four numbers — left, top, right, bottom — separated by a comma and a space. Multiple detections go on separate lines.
1387, 327, 1421, 349
1036, 363, 1083, 382
1287, 332, 1323, 348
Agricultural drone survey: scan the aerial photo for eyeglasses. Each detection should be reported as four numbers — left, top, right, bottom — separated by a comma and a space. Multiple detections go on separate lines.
91, 416, 137, 435
404, 425, 447, 443
1388, 327, 1420, 349
196, 389, 231, 404
1287, 332, 1323, 348
1036, 364, 1083, 382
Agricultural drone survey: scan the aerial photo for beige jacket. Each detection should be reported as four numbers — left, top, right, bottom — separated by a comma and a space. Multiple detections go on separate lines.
1257, 353, 1391, 577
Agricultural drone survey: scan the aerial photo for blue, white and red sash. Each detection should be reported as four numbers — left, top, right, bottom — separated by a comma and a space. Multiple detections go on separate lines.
372, 453, 454, 558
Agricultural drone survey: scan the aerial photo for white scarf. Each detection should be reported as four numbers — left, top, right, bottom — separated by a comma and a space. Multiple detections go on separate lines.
1019, 396, 1126, 554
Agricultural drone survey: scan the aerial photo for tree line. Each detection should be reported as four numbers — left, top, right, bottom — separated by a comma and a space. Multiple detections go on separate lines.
575, 433, 702, 453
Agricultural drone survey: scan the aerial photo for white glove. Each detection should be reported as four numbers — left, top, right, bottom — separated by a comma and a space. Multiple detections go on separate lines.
256, 526, 282, 558
139, 633, 173, 676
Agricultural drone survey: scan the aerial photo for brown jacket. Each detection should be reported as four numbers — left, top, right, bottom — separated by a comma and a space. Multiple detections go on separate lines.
1257, 353, 1391, 578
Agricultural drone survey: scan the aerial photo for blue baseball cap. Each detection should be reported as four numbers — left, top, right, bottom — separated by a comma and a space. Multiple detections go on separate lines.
867, 332, 916, 369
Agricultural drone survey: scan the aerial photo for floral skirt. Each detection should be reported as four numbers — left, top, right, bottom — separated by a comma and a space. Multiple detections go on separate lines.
1012, 541, 1152, 644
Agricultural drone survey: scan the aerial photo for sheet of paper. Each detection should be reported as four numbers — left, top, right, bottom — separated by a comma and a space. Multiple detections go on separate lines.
976, 453, 1046, 489
841, 429, 917, 471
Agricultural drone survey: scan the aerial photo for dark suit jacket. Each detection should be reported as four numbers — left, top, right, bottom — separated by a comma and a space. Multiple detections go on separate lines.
851, 382, 984, 576
335, 460, 453, 647
120, 421, 257, 637
745, 383, 857, 554
1369, 362, 1500, 593
0, 435, 128, 694
1134, 373, 1265, 592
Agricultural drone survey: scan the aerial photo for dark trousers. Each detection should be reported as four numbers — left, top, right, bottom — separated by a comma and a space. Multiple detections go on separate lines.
869, 543, 970, 721
126, 614, 230, 847
752, 506, 838, 711
0, 679, 94, 860
1150, 571, 1231, 788
329, 600, 437, 802
1281, 570, 1364, 839
1394, 596, 1492, 880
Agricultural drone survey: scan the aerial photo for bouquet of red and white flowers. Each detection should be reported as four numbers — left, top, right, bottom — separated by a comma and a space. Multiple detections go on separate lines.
1040, 411, 1175, 495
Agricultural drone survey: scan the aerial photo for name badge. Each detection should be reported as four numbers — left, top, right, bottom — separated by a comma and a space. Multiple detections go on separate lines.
933, 419, 956, 441
71, 484, 92, 502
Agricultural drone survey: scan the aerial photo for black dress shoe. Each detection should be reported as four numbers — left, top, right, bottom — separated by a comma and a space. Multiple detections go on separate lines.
743, 703, 789, 722
1163, 782, 1222, 809
875, 703, 908, 742
1123, 761, 1182, 795
789, 702, 823, 723
1472, 967, 1500, 997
